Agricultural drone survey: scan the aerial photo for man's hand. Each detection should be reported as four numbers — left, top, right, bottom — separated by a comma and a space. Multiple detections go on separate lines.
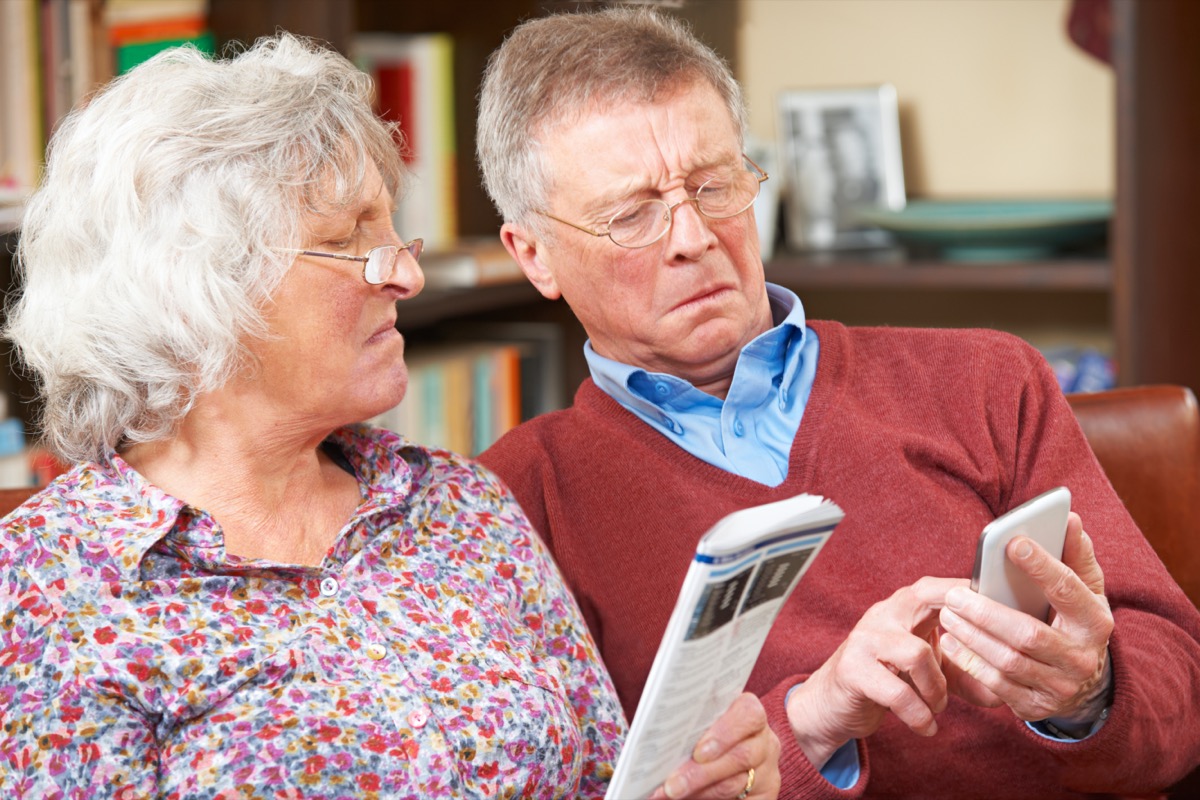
938, 512, 1114, 724
649, 692, 781, 800
785, 577, 964, 770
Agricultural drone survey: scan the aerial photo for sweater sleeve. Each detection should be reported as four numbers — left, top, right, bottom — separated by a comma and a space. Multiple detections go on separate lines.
761, 676, 869, 800
998, 342, 1200, 792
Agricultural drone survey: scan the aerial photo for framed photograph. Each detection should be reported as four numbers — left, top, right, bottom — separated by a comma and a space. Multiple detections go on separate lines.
777, 85, 906, 250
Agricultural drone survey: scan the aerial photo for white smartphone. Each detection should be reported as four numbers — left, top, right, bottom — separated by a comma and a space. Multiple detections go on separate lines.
970, 486, 1071, 621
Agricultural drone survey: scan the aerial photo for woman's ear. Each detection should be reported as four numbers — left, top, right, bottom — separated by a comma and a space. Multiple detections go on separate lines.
501, 222, 561, 300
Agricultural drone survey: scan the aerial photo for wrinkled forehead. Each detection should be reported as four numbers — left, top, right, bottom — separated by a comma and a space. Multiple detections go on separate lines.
535, 79, 741, 198
298, 157, 395, 234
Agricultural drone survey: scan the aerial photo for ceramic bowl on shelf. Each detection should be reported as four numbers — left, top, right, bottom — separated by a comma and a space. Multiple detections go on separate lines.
852, 199, 1112, 261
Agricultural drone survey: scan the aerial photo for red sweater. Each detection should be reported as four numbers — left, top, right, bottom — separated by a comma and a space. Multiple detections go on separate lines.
480, 320, 1200, 799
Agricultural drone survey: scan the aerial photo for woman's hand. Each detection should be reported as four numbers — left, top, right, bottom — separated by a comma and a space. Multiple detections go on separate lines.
650, 692, 781, 799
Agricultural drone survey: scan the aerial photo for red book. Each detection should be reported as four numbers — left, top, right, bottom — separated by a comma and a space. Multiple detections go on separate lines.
374, 61, 416, 164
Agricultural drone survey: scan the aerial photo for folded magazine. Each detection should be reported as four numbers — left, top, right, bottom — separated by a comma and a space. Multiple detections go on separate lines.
605, 493, 844, 800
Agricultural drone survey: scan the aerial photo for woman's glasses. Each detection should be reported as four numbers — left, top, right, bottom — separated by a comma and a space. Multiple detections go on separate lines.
282, 239, 424, 285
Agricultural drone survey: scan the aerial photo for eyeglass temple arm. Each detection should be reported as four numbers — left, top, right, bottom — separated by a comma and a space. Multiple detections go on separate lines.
743, 152, 770, 183
540, 212, 609, 238
280, 248, 368, 263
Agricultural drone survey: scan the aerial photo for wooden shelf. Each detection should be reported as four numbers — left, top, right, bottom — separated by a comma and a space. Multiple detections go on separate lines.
395, 279, 542, 331
765, 251, 1111, 293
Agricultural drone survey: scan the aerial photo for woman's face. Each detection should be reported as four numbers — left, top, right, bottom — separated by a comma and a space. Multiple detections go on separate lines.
249, 162, 423, 431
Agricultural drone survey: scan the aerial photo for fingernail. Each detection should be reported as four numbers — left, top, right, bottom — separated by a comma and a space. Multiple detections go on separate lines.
664, 774, 688, 799
1014, 539, 1033, 559
941, 634, 959, 655
695, 738, 719, 762
926, 720, 939, 737
946, 588, 966, 610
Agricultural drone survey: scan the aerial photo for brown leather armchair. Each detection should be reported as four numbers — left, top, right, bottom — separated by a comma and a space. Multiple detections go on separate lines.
1066, 384, 1200, 608
1067, 384, 1200, 798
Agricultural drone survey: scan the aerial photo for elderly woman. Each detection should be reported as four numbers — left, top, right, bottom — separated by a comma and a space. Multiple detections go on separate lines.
0, 34, 626, 798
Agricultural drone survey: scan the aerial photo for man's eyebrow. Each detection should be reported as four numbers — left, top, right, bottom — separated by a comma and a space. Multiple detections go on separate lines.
577, 178, 659, 217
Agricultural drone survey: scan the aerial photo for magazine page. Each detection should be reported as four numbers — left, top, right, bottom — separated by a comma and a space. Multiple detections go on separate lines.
604, 494, 844, 800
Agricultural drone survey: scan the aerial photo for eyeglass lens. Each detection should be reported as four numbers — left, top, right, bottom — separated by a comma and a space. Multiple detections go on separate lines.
363, 247, 396, 285
363, 241, 422, 285
609, 167, 762, 248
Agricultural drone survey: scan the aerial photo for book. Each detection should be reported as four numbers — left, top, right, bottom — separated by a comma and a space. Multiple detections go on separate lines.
354, 32, 457, 250
115, 32, 215, 74
605, 493, 844, 800
1, 0, 43, 195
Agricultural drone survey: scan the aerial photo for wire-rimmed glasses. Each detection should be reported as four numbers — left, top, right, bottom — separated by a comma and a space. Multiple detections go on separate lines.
541, 154, 769, 249
281, 239, 424, 285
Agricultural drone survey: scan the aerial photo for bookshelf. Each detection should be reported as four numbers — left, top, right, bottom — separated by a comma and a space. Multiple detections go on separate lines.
2, 0, 1198, 475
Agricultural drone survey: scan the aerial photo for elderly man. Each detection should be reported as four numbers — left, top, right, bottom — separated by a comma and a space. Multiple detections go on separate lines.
476, 7, 1200, 799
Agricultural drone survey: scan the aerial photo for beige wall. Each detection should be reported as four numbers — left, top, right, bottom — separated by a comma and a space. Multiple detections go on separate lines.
739, 0, 1114, 198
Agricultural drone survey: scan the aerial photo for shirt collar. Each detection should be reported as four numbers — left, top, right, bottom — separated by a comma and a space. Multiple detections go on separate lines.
90, 425, 414, 579
585, 282, 808, 411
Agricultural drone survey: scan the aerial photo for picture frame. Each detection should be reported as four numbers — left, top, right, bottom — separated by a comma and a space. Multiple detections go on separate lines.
776, 84, 906, 250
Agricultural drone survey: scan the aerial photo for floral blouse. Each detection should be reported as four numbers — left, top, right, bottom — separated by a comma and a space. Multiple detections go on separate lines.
0, 425, 626, 799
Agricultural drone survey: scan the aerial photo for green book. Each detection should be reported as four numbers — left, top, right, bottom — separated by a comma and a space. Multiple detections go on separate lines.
117, 32, 216, 74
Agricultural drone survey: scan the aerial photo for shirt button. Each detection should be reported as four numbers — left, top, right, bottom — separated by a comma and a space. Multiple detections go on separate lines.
319, 577, 339, 597
408, 708, 430, 728
655, 382, 670, 396
733, 418, 745, 437
365, 643, 387, 661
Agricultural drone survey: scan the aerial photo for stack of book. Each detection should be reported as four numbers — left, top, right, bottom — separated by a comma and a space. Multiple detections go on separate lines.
379, 342, 523, 457
372, 323, 565, 457
106, 0, 213, 75
417, 237, 524, 290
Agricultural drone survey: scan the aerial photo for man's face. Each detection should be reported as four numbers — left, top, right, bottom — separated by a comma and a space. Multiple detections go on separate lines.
504, 81, 773, 395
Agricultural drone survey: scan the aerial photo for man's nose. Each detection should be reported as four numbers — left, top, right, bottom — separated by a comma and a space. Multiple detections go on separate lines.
664, 197, 717, 260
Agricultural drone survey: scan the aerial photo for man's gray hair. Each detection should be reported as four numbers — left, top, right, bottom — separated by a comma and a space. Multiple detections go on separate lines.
6, 32, 404, 463
476, 6, 746, 234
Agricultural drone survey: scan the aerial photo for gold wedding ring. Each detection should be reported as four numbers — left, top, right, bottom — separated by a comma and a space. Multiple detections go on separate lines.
735, 767, 756, 800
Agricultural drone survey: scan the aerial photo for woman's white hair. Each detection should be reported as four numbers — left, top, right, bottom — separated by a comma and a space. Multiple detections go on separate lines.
476, 6, 746, 237
5, 32, 403, 464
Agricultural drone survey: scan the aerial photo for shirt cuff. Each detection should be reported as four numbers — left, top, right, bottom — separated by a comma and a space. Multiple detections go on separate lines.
1028, 705, 1111, 741
820, 739, 861, 789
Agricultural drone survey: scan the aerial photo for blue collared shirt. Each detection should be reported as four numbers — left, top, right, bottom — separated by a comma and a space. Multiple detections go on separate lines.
586, 283, 819, 487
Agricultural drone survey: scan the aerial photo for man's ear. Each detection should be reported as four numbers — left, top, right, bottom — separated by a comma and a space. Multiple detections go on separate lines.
501, 222, 561, 300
